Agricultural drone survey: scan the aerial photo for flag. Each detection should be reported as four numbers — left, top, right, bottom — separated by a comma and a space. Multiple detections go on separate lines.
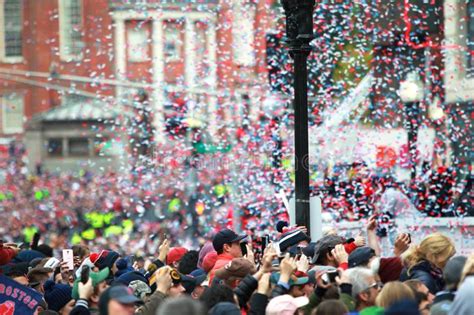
0, 275, 44, 314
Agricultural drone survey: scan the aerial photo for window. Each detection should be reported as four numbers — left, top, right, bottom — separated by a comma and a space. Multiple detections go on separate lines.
127, 22, 150, 62
468, 0, 474, 75
0, 0, 23, 62
59, 0, 83, 60
164, 21, 183, 62
47, 138, 63, 157
68, 138, 89, 156
1, 93, 24, 134
232, 0, 256, 67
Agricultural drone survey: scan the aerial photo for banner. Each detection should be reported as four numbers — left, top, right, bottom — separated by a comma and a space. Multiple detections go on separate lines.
0, 275, 43, 315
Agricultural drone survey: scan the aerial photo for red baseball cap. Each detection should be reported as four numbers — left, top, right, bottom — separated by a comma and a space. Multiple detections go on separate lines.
166, 247, 188, 265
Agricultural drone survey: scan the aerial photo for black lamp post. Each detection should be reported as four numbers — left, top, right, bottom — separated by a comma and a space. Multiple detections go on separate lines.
281, 0, 315, 233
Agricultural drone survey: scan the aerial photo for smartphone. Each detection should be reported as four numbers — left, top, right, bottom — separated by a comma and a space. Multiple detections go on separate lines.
62, 249, 74, 271
262, 235, 269, 254
406, 233, 412, 243
81, 265, 90, 284
322, 270, 339, 284
240, 242, 248, 256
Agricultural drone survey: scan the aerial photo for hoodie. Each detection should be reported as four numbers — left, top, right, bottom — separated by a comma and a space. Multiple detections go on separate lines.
448, 276, 474, 315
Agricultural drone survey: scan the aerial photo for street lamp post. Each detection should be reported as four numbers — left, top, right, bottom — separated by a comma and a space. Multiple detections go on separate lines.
281, 0, 315, 232
399, 73, 424, 181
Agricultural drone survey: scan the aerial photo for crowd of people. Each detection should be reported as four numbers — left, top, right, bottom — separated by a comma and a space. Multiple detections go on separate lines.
0, 217, 473, 315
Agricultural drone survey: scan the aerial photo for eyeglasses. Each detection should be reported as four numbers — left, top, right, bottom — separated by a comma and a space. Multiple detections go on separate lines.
364, 282, 383, 292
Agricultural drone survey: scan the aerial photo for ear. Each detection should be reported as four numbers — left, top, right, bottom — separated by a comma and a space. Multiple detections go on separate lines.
91, 294, 99, 304
223, 243, 231, 253
359, 292, 369, 303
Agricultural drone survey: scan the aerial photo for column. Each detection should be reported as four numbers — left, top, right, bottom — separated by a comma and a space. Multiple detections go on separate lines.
185, 17, 197, 102
113, 17, 126, 101
207, 22, 218, 136
152, 19, 165, 143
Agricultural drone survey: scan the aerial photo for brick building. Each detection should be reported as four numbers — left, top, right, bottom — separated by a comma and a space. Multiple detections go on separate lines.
0, 0, 272, 168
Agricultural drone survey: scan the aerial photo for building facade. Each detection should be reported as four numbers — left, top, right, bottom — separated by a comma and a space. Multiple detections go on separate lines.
0, 0, 271, 166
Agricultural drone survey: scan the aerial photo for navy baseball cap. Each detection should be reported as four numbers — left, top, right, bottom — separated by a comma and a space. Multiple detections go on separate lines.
212, 229, 247, 252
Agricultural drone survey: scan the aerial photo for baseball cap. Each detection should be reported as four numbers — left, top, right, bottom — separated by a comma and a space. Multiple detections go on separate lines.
214, 258, 256, 281
270, 272, 309, 287
348, 247, 376, 268
212, 229, 247, 252
166, 247, 188, 265
311, 235, 344, 264
72, 267, 110, 300
99, 285, 141, 314
266, 294, 309, 315
189, 269, 207, 286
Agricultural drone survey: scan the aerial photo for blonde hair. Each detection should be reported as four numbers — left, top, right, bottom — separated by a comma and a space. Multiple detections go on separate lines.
460, 254, 474, 284
376, 281, 415, 308
402, 233, 455, 270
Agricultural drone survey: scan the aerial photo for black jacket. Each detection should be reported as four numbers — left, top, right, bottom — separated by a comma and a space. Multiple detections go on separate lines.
248, 293, 269, 315
400, 260, 444, 294
234, 274, 259, 308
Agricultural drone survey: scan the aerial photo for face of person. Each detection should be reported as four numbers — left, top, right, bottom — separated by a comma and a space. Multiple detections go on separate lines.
168, 283, 185, 298
360, 276, 380, 306
290, 285, 306, 298
225, 242, 242, 258
431, 250, 454, 269
107, 300, 135, 315
192, 285, 206, 299
302, 283, 314, 297
417, 283, 434, 303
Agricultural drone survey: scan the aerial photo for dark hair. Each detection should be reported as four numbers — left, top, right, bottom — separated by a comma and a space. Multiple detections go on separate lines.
36, 244, 53, 257
312, 299, 348, 315
156, 296, 206, 315
199, 284, 235, 310
178, 250, 199, 275
72, 245, 90, 259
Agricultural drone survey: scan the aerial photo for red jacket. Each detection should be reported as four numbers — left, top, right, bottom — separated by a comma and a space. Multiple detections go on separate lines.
209, 253, 234, 284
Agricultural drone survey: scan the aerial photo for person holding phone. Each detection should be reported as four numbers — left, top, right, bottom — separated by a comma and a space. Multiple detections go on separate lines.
209, 228, 247, 283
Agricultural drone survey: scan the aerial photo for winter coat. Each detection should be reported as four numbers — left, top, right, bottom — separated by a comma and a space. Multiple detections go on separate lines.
400, 260, 445, 294
234, 274, 259, 308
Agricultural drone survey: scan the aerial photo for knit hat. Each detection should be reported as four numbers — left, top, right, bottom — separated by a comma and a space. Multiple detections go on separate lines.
266, 294, 309, 315
378, 257, 403, 283
348, 247, 376, 268
93, 250, 120, 271
72, 267, 110, 300
166, 247, 188, 265
198, 242, 215, 269
43, 280, 72, 312
117, 271, 148, 286
115, 258, 134, 278
202, 251, 218, 273
278, 230, 311, 253
276, 221, 289, 233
